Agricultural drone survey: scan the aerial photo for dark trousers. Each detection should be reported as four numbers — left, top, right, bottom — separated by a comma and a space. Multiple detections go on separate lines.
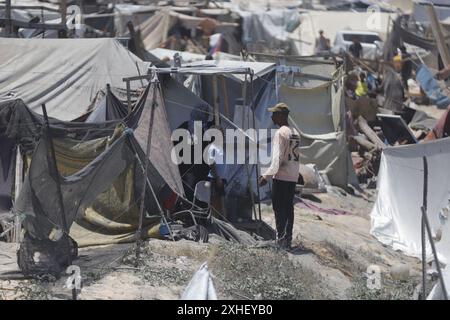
272, 179, 296, 246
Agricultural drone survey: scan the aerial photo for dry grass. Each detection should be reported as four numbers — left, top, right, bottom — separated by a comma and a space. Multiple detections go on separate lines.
207, 242, 330, 300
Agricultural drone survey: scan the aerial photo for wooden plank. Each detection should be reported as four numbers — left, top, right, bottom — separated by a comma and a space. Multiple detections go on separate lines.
425, 3, 450, 67
4, 0, 11, 37
357, 116, 386, 149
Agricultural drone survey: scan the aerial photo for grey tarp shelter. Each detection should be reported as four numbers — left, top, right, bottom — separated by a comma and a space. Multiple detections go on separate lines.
254, 54, 358, 189
0, 38, 150, 121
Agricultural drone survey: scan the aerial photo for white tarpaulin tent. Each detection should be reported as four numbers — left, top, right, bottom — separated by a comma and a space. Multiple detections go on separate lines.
0, 38, 149, 121
371, 138, 450, 299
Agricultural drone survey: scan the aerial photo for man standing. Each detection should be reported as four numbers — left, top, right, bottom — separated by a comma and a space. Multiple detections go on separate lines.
383, 55, 405, 113
349, 36, 363, 59
315, 30, 330, 55
259, 103, 300, 249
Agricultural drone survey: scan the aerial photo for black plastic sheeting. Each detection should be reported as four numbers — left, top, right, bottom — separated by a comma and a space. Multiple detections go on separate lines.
85, 86, 129, 123
16, 131, 136, 241
0, 84, 177, 241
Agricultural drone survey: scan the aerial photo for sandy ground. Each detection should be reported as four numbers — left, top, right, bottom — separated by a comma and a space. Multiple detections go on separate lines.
0, 187, 428, 300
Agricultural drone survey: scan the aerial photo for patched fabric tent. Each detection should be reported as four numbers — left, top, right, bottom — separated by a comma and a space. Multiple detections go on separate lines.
137, 9, 238, 52
277, 57, 358, 189
230, 6, 301, 55
0, 38, 150, 121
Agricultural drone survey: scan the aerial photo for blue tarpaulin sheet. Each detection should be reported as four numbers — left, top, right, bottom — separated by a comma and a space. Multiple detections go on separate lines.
416, 64, 450, 109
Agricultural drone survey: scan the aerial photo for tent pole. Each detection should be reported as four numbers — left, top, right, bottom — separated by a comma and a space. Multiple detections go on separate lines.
129, 134, 174, 243
134, 76, 175, 267
220, 76, 230, 119
135, 79, 157, 267
421, 156, 427, 300
250, 74, 262, 222
421, 206, 449, 300
425, 3, 450, 67
212, 75, 220, 126
126, 79, 132, 114
5, 0, 12, 37
421, 156, 448, 300
60, 0, 67, 27
13, 146, 23, 243
242, 73, 258, 222
41, 104, 76, 300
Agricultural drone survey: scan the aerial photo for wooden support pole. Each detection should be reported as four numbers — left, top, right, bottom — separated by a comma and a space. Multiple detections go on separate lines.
60, 0, 67, 26
135, 81, 157, 267
126, 80, 132, 114
5, 0, 11, 37
425, 3, 450, 67
134, 77, 175, 266
220, 76, 230, 119
212, 75, 220, 126
13, 146, 23, 243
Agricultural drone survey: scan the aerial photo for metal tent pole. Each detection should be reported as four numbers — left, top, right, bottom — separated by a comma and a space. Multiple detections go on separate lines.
250, 74, 262, 221
421, 156, 448, 300
421, 156, 428, 300
242, 73, 258, 222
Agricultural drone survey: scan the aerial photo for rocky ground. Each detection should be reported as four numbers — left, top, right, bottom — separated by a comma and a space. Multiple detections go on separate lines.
0, 185, 434, 300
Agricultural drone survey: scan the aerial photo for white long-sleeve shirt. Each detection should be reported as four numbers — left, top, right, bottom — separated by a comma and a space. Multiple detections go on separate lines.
262, 125, 300, 183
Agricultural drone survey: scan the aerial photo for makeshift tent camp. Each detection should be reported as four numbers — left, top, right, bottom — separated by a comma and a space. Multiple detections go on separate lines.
371, 138, 450, 299
0, 38, 149, 121
178, 57, 356, 190
1, 73, 260, 276
228, 0, 303, 10
229, 6, 301, 55
137, 9, 238, 52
